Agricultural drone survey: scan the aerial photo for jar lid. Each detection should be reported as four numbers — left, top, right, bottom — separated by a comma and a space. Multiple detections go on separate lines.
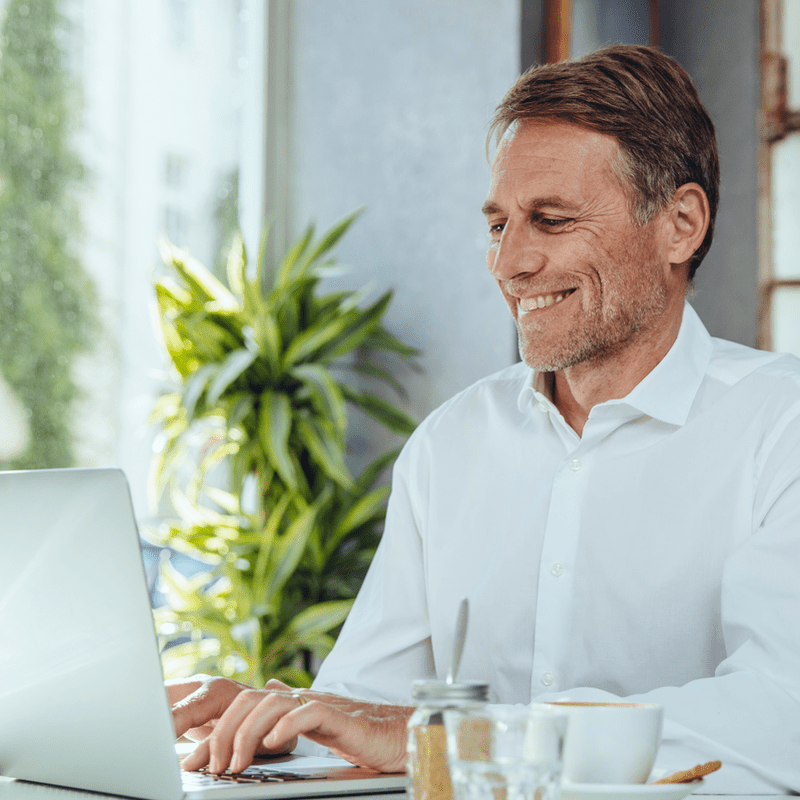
411, 679, 489, 702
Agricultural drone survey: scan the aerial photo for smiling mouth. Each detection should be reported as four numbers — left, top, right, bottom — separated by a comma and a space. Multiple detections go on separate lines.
518, 289, 576, 313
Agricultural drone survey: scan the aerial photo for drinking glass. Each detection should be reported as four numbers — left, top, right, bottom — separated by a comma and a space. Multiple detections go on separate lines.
444, 705, 568, 800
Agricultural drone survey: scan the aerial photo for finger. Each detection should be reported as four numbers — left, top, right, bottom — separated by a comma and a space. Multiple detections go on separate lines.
265, 702, 408, 773
171, 677, 244, 739
228, 694, 305, 773
165, 675, 207, 706
204, 690, 278, 775
264, 678, 292, 691
180, 737, 211, 773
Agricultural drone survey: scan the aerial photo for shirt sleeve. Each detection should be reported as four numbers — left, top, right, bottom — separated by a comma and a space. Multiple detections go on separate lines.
534, 403, 800, 795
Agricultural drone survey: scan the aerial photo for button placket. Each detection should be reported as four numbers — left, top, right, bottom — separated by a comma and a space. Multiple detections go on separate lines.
531, 453, 585, 699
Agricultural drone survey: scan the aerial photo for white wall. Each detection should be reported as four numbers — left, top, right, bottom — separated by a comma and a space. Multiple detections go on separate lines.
288, 0, 520, 468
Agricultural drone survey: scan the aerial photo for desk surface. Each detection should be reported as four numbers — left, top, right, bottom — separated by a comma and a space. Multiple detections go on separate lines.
0, 777, 790, 800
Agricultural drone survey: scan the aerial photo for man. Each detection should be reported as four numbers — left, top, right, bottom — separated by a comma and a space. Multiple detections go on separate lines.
168, 46, 800, 793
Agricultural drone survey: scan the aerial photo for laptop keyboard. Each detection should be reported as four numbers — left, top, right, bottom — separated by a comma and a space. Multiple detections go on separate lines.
184, 767, 323, 786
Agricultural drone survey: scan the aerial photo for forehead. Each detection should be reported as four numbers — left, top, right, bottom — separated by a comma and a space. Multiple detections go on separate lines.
486, 121, 626, 209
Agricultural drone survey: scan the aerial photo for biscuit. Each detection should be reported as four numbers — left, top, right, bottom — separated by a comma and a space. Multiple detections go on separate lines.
652, 760, 722, 784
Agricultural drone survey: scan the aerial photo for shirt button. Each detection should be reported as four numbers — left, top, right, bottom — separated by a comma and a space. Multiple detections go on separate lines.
537, 401, 549, 413
569, 457, 582, 471
541, 673, 555, 687
550, 563, 564, 577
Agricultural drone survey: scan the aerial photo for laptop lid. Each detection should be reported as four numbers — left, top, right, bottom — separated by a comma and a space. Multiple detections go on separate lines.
0, 468, 405, 800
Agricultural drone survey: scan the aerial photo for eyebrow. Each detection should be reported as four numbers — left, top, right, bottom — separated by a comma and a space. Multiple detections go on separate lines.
481, 196, 576, 217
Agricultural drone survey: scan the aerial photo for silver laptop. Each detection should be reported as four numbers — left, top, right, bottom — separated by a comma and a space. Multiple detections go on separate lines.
0, 468, 407, 800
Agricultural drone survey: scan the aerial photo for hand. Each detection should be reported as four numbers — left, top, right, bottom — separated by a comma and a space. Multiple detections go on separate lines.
167, 675, 412, 774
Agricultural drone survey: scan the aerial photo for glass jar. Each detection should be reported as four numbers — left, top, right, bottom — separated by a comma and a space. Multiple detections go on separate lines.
406, 680, 489, 800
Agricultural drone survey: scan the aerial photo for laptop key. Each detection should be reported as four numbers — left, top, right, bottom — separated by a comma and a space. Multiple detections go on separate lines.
190, 767, 322, 784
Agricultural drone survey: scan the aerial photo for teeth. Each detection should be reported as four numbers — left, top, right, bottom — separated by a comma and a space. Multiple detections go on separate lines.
519, 291, 571, 312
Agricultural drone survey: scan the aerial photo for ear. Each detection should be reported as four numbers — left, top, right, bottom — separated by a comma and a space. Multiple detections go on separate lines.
663, 183, 710, 266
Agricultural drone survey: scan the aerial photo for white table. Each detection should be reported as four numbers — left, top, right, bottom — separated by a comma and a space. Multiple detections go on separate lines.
0, 777, 792, 800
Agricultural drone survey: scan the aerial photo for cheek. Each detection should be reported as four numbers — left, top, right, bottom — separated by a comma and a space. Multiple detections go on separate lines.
496, 285, 518, 317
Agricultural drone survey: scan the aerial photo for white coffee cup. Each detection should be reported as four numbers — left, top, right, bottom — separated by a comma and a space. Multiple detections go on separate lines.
544, 701, 663, 784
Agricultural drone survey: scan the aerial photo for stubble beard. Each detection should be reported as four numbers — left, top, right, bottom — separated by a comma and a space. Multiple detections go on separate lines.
516, 247, 670, 373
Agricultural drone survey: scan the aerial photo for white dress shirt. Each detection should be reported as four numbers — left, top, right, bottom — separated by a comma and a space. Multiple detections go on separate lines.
307, 303, 800, 794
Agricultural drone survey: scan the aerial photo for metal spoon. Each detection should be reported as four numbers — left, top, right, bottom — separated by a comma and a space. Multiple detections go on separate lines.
446, 597, 469, 684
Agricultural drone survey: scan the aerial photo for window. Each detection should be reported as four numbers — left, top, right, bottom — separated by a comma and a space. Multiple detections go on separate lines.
0, 0, 270, 522
761, 0, 800, 354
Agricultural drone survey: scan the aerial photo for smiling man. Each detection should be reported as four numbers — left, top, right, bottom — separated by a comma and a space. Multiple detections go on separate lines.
483, 119, 702, 434
168, 46, 800, 794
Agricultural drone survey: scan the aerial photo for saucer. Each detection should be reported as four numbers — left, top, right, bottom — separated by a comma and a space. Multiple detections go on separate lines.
560, 779, 702, 800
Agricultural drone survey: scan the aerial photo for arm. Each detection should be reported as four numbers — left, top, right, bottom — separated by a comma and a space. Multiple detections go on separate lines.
168, 675, 412, 774
534, 405, 800, 794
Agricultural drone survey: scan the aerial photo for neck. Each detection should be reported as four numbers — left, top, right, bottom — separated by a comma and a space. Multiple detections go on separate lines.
550, 304, 685, 436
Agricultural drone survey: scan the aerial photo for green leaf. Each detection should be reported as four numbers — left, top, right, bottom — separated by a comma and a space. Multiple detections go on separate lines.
227, 392, 255, 429
257, 390, 297, 488
275, 224, 314, 288
161, 238, 239, 311
204, 485, 241, 515
281, 312, 356, 368
155, 277, 193, 313
206, 348, 257, 406
159, 639, 222, 680
295, 415, 353, 489
332, 486, 390, 547
253, 492, 292, 596
315, 291, 392, 364
341, 385, 417, 435
226, 231, 248, 299
271, 666, 314, 689
254, 311, 281, 371
290, 363, 348, 439
350, 360, 407, 398
197, 440, 240, 486
286, 600, 353, 640
182, 363, 217, 419
356, 447, 402, 491
293, 208, 365, 276
363, 325, 422, 359
263, 502, 317, 604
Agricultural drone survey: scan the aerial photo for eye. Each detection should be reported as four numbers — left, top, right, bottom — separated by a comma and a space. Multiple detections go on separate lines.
534, 214, 573, 230
487, 221, 505, 239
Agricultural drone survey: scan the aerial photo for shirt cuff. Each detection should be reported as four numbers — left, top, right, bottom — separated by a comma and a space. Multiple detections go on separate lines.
292, 737, 334, 759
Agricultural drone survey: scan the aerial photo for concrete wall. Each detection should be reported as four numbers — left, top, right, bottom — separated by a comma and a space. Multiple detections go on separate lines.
660, 1, 762, 347
288, 0, 520, 465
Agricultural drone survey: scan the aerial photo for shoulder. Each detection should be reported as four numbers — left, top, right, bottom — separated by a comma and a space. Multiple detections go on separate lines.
699, 337, 800, 433
398, 361, 532, 460
421, 360, 531, 432
706, 336, 800, 394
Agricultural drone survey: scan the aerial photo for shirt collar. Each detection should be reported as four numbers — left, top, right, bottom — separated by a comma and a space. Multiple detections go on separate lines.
517, 302, 713, 427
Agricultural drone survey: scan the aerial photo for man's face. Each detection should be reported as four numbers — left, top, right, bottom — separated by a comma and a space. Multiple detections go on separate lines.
483, 121, 676, 373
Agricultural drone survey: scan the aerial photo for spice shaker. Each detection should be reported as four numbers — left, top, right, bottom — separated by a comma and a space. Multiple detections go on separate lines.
406, 679, 489, 800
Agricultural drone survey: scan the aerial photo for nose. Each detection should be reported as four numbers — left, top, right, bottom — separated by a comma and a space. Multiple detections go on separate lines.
487, 219, 546, 283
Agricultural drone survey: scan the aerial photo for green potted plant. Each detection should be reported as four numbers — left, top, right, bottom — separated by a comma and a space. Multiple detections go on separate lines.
148, 211, 418, 687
